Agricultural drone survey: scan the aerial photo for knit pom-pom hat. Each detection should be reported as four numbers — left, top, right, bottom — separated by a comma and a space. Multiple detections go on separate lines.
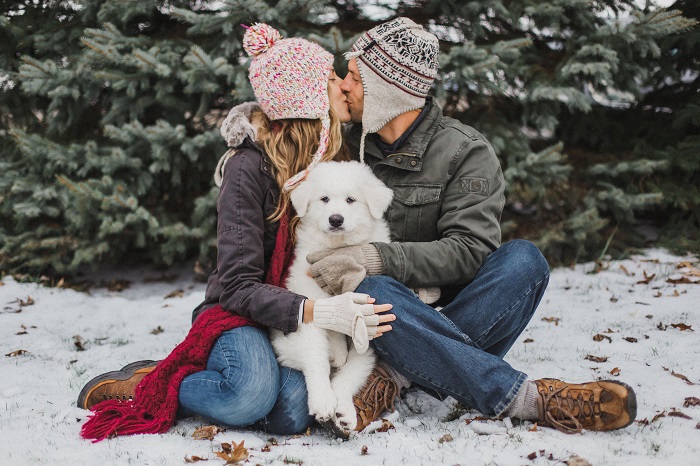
243, 23, 334, 191
345, 18, 439, 161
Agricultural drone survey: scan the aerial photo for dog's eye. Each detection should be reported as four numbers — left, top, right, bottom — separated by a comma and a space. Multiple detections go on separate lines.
346, 197, 356, 204
320, 196, 329, 203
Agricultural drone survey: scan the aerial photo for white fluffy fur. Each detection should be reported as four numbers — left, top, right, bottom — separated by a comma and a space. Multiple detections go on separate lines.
269, 161, 393, 435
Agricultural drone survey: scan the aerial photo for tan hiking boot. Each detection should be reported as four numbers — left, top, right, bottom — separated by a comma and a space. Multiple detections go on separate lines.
353, 366, 400, 431
534, 378, 637, 433
77, 360, 159, 410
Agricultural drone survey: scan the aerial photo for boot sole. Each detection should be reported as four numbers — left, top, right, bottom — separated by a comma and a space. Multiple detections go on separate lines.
599, 379, 637, 430
76, 360, 159, 410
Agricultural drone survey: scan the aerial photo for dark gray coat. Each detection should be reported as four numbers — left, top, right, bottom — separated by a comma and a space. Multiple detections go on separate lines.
347, 99, 505, 290
192, 138, 304, 334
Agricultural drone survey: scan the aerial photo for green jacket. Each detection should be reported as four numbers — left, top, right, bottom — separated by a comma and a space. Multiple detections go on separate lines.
347, 99, 504, 289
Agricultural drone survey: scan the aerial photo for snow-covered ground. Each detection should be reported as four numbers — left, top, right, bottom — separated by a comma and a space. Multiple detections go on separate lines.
1, 249, 698, 465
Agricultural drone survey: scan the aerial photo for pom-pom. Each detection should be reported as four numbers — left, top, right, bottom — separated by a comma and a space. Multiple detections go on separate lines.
243, 23, 281, 57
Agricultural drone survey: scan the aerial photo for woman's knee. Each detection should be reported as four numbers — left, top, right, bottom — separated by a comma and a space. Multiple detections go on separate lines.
215, 370, 280, 426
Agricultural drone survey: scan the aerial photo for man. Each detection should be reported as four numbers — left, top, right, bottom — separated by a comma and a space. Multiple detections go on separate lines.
307, 17, 637, 434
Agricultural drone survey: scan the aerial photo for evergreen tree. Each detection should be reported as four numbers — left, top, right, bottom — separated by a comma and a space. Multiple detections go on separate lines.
0, 0, 696, 276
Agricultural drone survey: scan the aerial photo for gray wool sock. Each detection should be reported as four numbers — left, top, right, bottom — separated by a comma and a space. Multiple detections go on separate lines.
504, 380, 539, 420
378, 360, 411, 391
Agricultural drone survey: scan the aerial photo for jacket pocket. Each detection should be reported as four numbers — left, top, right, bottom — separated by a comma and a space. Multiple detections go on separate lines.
388, 184, 442, 242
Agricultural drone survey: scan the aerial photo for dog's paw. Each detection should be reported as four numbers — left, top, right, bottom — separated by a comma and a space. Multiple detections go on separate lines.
308, 392, 338, 423
329, 348, 348, 368
333, 397, 358, 433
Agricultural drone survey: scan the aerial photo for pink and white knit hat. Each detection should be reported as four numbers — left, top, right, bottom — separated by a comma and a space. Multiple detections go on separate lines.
243, 23, 334, 191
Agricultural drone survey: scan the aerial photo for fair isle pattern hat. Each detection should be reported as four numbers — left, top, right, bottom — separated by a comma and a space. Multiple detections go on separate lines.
243, 23, 334, 191
345, 17, 439, 160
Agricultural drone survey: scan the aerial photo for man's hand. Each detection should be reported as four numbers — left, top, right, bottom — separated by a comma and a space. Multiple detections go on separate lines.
307, 244, 384, 295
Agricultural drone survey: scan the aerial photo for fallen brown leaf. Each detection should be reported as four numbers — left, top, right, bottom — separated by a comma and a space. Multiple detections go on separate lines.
624, 337, 638, 343
150, 326, 164, 335
214, 440, 248, 464
19, 296, 35, 306
585, 354, 609, 363
663, 368, 695, 385
673, 290, 680, 297
696, 423, 700, 429
361, 445, 369, 455
542, 317, 560, 325
666, 277, 700, 285
164, 289, 184, 299
653, 291, 663, 298
637, 271, 656, 285
523, 338, 534, 343
438, 433, 453, 443
671, 323, 694, 331
73, 335, 86, 351
658, 322, 668, 331
192, 425, 224, 441
636, 418, 649, 426
609, 367, 621, 376
5, 349, 29, 357
684, 397, 700, 407
677, 261, 694, 269
652, 411, 666, 423
184, 455, 209, 463
376, 418, 395, 432
528, 422, 539, 432
604, 328, 618, 334
668, 408, 693, 420
464, 416, 492, 425
527, 452, 537, 460
619, 265, 633, 276
593, 334, 612, 343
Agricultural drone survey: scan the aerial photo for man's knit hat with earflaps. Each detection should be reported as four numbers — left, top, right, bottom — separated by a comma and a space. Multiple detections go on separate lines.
345, 17, 440, 160
240, 23, 334, 191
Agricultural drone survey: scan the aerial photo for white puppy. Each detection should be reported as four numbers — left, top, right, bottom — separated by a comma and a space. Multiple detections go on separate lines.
269, 161, 393, 436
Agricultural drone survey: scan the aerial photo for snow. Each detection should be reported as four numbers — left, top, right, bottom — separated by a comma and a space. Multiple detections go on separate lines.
1, 249, 699, 465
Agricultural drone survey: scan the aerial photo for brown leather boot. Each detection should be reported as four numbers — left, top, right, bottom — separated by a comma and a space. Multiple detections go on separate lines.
353, 366, 400, 431
534, 379, 637, 433
77, 360, 159, 410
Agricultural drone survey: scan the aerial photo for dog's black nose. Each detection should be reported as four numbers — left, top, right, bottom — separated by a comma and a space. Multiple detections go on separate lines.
328, 214, 344, 228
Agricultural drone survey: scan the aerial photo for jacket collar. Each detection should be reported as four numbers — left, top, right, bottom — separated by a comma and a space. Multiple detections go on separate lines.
356, 97, 442, 171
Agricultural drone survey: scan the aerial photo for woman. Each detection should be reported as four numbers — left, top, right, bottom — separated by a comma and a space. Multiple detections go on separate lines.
78, 23, 394, 441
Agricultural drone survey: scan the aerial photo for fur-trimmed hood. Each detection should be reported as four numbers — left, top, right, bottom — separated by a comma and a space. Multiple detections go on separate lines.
215, 102, 262, 187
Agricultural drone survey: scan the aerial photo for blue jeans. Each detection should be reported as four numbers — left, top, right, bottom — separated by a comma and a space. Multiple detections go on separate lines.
357, 240, 549, 416
178, 326, 313, 434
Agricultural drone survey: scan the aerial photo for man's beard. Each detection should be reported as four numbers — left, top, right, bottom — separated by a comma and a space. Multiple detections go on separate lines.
349, 106, 363, 123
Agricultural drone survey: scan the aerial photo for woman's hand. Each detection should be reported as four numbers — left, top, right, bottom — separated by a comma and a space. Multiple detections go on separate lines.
304, 293, 395, 353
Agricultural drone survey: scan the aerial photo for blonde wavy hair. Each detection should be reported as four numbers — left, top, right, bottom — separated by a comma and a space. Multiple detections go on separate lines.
252, 107, 350, 233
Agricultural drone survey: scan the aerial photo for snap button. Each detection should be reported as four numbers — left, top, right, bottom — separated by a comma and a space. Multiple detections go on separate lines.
395, 157, 402, 164
410, 160, 417, 167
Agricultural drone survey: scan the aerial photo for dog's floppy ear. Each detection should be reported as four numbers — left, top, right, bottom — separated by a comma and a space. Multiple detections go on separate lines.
290, 179, 312, 217
365, 176, 394, 219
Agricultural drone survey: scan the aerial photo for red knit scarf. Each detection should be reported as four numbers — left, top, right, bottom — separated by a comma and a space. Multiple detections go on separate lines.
81, 212, 294, 442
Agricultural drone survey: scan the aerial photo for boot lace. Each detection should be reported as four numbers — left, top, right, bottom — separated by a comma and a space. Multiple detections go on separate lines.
541, 384, 599, 434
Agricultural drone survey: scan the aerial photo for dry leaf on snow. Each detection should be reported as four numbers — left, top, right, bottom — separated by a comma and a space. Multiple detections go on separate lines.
609, 367, 621, 376
593, 334, 612, 343
585, 354, 608, 363
438, 434, 453, 443
542, 317, 560, 325
637, 271, 656, 285
376, 418, 395, 432
192, 425, 224, 441
164, 289, 184, 299
214, 440, 248, 464
668, 408, 693, 420
5, 349, 29, 357
671, 323, 694, 331
184, 455, 209, 462
684, 397, 700, 407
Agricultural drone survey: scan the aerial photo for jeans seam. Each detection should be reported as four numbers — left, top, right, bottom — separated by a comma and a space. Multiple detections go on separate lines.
374, 344, 484, 411
494, 372, 528, 416
433, 308, 476, 347
474, 272, 549, 348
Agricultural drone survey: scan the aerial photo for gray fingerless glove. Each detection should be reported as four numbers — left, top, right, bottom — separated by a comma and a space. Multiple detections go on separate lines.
312, 292, 381, 353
